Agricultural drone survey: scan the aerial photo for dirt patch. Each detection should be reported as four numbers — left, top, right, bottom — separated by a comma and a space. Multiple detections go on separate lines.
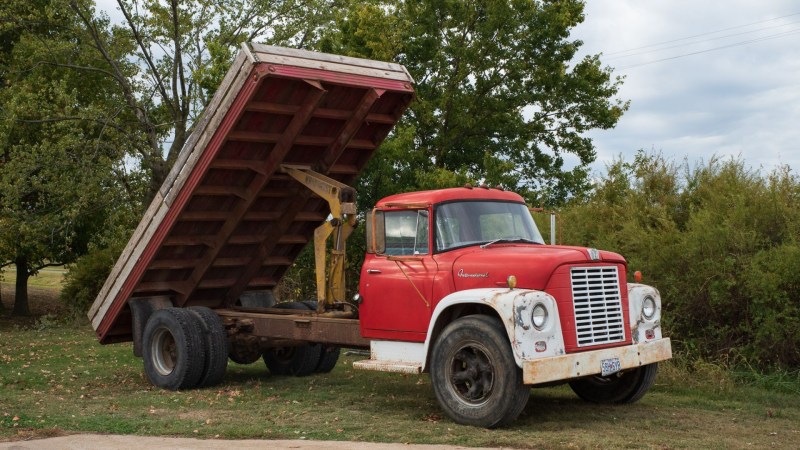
0, 284, 66, 326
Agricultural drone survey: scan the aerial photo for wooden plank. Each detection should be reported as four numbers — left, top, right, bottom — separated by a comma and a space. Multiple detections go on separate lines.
245, 102, 396, 125
250, 49, 412, 83
134, 281, 187, 294
209, 159, 266, 174
329, 165, 360, 175
178, 211, 229, 221
262, 256, 293, 266
249, 42, 404, 73
163, 235, 217, 247
194, 185, 250, 199
244, 211, 325, 222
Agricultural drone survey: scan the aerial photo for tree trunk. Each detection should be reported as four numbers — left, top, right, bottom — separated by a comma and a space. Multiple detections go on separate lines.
12, 257, 30, 316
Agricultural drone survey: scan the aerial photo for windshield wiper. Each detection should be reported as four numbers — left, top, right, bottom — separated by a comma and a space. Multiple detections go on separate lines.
480, 237, 541, 248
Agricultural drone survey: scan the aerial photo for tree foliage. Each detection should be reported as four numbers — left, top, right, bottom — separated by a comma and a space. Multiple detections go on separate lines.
319, 0, 627, 207
0, 0, 140, 315
67, 0, 337, 200
560, 152, 800, 369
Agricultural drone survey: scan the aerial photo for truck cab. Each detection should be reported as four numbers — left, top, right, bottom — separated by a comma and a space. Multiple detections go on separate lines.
355, 186, 671, 427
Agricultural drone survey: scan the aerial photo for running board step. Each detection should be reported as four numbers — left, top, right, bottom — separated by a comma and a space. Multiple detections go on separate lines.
352, 359, 422, 374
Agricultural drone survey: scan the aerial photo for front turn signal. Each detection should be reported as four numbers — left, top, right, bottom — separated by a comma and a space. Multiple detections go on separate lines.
634, 270, 642, 282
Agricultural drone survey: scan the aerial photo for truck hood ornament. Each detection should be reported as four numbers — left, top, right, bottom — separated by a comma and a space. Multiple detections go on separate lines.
588, 248, 601, 261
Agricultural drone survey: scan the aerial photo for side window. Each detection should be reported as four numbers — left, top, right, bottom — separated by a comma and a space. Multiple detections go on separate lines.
384, 210, 429, 256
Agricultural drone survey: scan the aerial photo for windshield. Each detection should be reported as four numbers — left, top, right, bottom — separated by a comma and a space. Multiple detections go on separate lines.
434, 201, 545, 252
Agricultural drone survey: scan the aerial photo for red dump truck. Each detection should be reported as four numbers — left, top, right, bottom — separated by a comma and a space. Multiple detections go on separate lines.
89, 43, 672, 428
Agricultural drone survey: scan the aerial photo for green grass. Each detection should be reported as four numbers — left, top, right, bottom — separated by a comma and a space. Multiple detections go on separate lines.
0, 266, 65, 290
1, 321, 799, 449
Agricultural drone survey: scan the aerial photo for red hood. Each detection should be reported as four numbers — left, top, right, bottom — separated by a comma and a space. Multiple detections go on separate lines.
451, 245, 626, 291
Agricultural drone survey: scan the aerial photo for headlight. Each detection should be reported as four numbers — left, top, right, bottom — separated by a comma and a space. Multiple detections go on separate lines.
532, 303, 548, 330
642, 295, 656, 320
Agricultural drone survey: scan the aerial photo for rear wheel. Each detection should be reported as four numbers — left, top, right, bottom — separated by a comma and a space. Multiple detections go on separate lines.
430, 315, 529, 428
302, 300, 341, 373
262, 302, 322, 376
142, 308, 206, 390
569, 363, 659, 404
187, 307, 229, 388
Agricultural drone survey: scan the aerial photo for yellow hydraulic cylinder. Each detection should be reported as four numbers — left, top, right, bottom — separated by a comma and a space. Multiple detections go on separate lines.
282, 165, 357, 312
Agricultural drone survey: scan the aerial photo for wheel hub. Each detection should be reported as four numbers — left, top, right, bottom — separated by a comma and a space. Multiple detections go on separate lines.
448, 344, 495, 405
151, 327, 177, 376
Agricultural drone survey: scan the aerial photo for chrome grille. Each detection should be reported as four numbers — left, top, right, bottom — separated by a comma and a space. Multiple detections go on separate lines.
571, 266, 625, 347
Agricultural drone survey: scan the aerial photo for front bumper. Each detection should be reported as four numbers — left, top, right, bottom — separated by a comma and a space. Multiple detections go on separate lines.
522, 338, 672, 385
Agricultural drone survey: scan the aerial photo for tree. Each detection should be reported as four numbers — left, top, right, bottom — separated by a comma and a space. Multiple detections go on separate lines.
320, 0, 628, 206
68, 0, 341, 200
0, 0, 135, 315
0, 0, 340, 315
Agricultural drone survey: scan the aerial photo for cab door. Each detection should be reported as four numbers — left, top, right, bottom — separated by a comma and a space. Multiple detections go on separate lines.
359, 209, 435, 342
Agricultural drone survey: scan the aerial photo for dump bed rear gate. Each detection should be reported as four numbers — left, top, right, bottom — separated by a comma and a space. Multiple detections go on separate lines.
89, 43, 414, 343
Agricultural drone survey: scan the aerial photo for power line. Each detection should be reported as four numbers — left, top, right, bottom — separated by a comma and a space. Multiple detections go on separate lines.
604, 11, 800, 56
605, 20, 800, 61
618, 28, 800, 70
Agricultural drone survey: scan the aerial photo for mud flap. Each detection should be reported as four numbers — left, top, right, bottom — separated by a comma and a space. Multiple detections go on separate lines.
129, 296, 173, 357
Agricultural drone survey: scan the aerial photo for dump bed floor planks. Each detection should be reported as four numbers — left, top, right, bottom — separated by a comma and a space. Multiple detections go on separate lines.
89, 43, 415, 343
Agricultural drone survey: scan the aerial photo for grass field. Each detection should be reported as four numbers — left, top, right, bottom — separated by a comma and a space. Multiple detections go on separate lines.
1, 285, 799, 448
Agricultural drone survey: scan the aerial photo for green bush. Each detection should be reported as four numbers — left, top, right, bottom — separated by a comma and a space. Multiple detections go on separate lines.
560, 152, 800, 369
60, 243, 122, 317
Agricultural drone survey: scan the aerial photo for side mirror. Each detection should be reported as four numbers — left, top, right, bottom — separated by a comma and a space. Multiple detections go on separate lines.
366, 210, 385, 254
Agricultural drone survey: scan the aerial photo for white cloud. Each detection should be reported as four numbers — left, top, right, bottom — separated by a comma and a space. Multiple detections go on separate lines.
573, 0, 800, 174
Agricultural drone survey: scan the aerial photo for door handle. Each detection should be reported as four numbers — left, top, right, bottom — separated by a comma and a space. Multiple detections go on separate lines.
367, 269, 382, 274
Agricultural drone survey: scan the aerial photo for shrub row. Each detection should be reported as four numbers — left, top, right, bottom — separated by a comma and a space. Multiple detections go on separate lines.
559, 152, 800, 369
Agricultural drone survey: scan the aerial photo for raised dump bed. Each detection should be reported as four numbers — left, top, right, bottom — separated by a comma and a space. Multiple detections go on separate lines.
89, 43, 415, 344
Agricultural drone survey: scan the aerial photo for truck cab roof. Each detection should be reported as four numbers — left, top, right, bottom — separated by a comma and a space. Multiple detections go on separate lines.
376, 186, 525, 208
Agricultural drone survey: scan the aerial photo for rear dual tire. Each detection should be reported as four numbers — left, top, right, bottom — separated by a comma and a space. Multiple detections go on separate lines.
142, 307, 228, 390
262, 301, 341, 376
263, 302, 322, 376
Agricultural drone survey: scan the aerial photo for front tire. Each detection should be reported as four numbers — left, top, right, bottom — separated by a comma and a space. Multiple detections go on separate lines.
430, 315, 529, 428
569, 363, 658, 404
142, 308, 206, 390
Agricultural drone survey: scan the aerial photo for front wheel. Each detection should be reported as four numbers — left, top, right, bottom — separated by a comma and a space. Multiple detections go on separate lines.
569, 363, 659, 404
430, 315, 529, 428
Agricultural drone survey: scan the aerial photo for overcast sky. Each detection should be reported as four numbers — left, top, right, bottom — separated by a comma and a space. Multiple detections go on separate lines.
571, 0, 800, 175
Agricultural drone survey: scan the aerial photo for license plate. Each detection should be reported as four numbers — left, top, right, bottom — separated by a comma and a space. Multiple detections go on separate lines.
600, 357, 622, 376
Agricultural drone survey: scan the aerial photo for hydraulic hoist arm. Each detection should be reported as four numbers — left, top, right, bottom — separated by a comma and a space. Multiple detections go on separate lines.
281, 165, 357, 313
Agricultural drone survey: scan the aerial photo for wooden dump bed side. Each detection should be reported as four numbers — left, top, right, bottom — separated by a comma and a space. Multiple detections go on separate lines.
88, 43, 415, 343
